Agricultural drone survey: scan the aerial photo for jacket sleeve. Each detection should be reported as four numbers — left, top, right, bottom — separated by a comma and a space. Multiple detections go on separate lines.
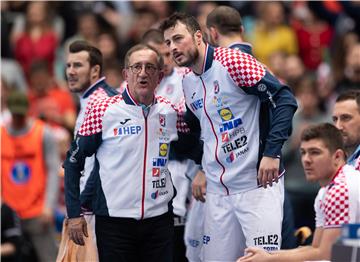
242, 71, 298, 158
64, 133, 102, 218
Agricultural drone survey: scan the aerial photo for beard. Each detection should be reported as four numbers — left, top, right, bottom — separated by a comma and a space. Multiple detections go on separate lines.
68, 77, 91, 93
175, 47, 199, 68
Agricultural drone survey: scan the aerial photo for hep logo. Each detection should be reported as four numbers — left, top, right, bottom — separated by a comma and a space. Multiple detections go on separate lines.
203, 235, 211, 245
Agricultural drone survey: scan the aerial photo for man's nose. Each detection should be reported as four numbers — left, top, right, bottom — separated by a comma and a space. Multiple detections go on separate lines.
301, 153, 311, 164
334, 120, 343, 130
67, 66, 75, 75
139, 65, 148, 75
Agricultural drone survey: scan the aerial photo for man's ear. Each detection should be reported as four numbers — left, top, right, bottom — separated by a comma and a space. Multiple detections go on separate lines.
210, 26, 218, 41
122, 68, 128, 80
334, 149, 345, 163
194, 30, 203, 46
91, 65, 100, 79
240, 25, 245, 35
158, 71, 164, 84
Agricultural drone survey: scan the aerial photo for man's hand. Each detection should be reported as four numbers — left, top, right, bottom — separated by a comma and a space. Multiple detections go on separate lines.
192, 170, 206, 202
237, 247, 271, 262
67, 217, 88, 246
257, 156, 280, 188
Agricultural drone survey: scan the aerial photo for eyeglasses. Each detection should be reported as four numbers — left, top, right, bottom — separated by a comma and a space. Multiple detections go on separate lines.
127, 63, 158, 75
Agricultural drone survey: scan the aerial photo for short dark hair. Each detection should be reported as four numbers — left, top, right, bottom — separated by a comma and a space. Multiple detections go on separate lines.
69, 40, 103, 74
159, 12, 201, 35
29, 59, 50, 75
142, 29, 165, 45
335, 89, 360, 112
124, 44, 164, 70
301, 123, 344, 154
206, 6, 242, 35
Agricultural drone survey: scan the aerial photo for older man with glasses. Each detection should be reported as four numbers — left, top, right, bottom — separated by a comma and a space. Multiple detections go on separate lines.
64, 44, 202, 262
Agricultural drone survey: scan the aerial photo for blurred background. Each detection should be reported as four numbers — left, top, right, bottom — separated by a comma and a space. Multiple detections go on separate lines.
1, 1, 359, 261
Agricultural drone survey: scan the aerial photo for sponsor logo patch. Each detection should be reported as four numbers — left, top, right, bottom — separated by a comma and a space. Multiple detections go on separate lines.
221, 133, 229, 143
218, 107, 234, 122
219, 118, 243, 133
187, 239, 200, 247
152, 178, 166, 188
113, 126, 141, 136
151, 190, 169, 199
214, 80, 220, 94
159, 114, 166, 127
159, 143, 169, 157
253, 234, 279, 249
152, 168, 160, 177
257, 83, 267, 92
152, 158, 167, 167
119, 118, 131, 125
203, 235, 211, 245
11, 162, 31, 184
190, 98, 203, 111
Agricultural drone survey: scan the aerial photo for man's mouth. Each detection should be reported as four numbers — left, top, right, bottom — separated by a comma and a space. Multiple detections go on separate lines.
304, 168, 313, 174
173, 52, 183, 59
67, 78, 77, 85
139, 80, 148, 86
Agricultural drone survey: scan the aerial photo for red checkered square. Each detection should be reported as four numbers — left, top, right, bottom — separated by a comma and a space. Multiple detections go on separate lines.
79, 95, 123, 136
214, 47, 266, 87
156, 95, 190, 133
84, 88, 109, 118
323, 171, 350, 227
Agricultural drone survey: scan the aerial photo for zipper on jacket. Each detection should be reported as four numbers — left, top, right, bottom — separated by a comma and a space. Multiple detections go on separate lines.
200, 77, 229, 195
141, 112, 148, 219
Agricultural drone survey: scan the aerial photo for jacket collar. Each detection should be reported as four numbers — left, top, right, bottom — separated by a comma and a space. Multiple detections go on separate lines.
195, 44, 214, 75
82, 77, 106, 98
121, 86, 157, 106
228, 42, 253, 55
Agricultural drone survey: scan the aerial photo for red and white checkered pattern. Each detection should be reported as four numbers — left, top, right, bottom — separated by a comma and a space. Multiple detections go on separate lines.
83, 88, 109, 118
214, 47, 266, 87
156, 95, 190, 133
355, 155, 360, 171
323, 169, 350, 227
79, 95, 123, 136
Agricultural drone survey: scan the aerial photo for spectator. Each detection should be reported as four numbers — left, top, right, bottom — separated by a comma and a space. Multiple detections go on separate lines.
1, 78, 13, 126
14, 2, 58, 81
1, 91, 60, 262
97, 30, 123, 68
247, 2, 298, 66
283, 54, 306, 87
103, 60, 124, 90
336, 43, 360, 93
56, 11, 101, 82
291, 2, 334, 71
27, 60, 76, 132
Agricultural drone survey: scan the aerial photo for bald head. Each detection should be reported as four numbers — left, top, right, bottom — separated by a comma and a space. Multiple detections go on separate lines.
206, 5, 243, 35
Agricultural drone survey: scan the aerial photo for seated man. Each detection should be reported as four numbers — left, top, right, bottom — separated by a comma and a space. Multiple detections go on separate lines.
238, 123, 360, 262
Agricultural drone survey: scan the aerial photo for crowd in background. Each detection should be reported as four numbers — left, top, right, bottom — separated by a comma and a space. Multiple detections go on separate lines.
1, 1, 359, 261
